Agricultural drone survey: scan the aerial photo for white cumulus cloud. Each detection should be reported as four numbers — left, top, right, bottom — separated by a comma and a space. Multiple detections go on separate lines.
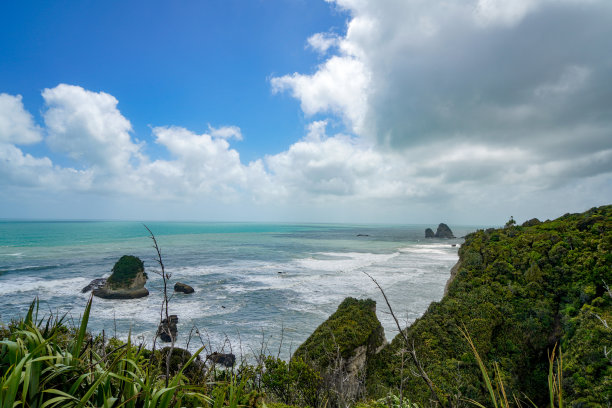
0, 93, 42, 145
43, 84, 142, 174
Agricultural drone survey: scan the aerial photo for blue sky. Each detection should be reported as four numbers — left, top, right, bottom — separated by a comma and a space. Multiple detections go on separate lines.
1, 0, 611, 223
1, 0, 346, 163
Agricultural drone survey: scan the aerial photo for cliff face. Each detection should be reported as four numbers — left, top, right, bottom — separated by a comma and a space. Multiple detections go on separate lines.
366, 205, 611, 406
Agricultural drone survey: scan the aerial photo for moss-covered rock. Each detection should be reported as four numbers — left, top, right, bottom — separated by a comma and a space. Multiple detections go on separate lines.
295, 297, 385, 370
294, 297, 386, 405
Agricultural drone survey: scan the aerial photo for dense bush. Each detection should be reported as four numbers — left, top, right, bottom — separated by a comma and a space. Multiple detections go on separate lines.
367, 205, 612, 406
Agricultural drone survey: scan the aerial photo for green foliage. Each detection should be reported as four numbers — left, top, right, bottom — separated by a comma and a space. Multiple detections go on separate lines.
107, 255, 144, 285
262, 356, 325, 407
367, 205, 612, 406
0, 298, 211, 407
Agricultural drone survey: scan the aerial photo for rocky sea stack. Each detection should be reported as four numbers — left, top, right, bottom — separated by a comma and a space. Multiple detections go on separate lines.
92, 255, 149, 299
425, 223, 455, 238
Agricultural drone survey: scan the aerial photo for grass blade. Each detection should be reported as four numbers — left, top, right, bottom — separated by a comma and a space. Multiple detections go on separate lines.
72, 295, 93, 360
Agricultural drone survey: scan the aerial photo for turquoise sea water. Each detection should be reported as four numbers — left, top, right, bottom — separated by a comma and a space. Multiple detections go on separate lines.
0, 221, 474, 359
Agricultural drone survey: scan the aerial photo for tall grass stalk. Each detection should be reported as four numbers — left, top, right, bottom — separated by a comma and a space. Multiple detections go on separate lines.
459, 324, 564, 408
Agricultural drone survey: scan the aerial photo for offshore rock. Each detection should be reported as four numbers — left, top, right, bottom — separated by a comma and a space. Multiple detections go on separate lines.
81, 278, 107, 293
425, 228, 435, 238
93, 255, 149, 299
174, 282, 194, 294
435, 223, 455, 238
157, 315, 178, 343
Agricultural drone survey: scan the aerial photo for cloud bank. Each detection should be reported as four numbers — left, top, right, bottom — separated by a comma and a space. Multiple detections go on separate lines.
1, 0, 611, 223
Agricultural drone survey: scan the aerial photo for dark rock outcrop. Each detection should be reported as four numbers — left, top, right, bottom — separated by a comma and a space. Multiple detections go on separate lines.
435, 223, 455, 238
157, 315, 178, 342
425, 224, 455, 238
206, 352, 236, 367
174, 282, 194, 294
155, 347, 205, 381
81, 278, 107, 293
92, 255, 149, 299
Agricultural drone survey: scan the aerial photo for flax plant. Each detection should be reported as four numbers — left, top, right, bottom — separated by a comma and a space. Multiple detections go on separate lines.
0, 297, 209, 408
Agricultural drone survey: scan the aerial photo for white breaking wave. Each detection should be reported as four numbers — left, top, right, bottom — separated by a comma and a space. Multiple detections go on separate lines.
294, 251, 400, 272
0, 276, 89, 296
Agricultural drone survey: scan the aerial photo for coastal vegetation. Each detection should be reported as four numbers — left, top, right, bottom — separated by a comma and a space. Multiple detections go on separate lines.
1, 205, 610, 407
366, 205, 611, 406
106, 255, 146, 286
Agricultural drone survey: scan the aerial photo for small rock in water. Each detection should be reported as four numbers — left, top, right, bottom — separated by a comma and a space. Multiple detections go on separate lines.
174, 282, 194, 294
157, 315, 178, 343
82, 278, 107, 293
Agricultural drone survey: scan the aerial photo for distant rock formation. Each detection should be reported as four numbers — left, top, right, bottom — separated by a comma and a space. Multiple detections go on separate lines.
435, 223, 455, 238
174, 282, 194, 294
92, 255, 149, 299
425, 223, 455, 238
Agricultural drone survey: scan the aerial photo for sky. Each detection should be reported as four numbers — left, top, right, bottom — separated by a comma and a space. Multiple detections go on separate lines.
0, 0, 610, 224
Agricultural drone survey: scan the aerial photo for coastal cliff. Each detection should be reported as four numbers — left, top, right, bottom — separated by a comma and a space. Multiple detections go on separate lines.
365, 205, 611, 406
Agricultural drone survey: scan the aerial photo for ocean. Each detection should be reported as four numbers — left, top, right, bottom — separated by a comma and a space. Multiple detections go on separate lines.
0, 221, 475, 360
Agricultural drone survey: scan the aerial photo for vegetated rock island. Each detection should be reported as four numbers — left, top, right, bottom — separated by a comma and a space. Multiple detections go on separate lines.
83, 255, 149, 299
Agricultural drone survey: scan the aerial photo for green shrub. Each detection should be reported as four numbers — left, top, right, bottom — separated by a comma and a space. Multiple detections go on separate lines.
107, 255, 144, 285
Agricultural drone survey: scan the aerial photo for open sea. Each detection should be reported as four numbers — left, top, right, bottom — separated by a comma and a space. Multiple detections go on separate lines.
0, 221, 475, 360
